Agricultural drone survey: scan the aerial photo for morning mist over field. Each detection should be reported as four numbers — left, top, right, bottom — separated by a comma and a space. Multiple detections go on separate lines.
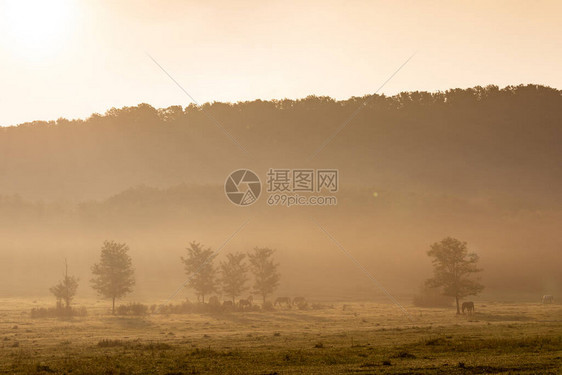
1, 1, 561, 373
1, 86, 561, 301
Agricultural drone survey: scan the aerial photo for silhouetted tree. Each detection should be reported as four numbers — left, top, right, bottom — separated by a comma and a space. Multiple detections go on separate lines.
181, 242, 217, 303
50, 259, 79, 309
425, 237, 484, 314
91, 241, 135, 314
248, 247, 280, 304
220, 252, 249, 303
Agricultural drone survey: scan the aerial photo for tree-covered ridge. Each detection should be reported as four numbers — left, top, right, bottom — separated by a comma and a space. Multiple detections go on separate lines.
4, 84, 561, 130
0, 84, 561, 201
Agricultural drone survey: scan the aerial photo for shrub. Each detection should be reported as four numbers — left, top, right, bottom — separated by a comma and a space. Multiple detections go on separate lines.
262, 301, 275, 311
413, 286, 452, 308
296, 302, 309, 310
30, 306, 87, 318
393, 351, 416, 358
116, 302, 149, 316
311, 303, 331, 310
97, 339, 174, 350
97, 339, 126, 347
170, 299, 194, 314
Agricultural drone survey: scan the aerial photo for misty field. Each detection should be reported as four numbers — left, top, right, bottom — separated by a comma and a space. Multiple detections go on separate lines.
0, 300, 560, 374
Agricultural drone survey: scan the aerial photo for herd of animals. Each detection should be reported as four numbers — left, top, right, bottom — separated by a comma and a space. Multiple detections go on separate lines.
202, 295, 555, 313
205, 296, 308, 309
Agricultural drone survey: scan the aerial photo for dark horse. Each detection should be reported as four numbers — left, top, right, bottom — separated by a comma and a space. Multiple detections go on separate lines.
274, 297, 291, 307
238, 295, 253, 309
462, 301, 474, 314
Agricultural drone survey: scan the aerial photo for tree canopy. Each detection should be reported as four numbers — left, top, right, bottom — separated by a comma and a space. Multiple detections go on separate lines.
50, 259, 79, 309
220, 252, 249, 303
181, 242, 217, 303
248, 247, 280, 304
1, 85, 560, 203
426, 237, 484, 314
91, 241, 135, 314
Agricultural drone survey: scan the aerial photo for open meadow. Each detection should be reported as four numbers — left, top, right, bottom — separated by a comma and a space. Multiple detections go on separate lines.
0, 299, 560, 374
2, 1, 562, 374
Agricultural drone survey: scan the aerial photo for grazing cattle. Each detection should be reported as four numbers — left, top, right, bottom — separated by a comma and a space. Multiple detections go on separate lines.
222, 300, 234, 308
542, 295, 554, 304
462, 301, 474, 314
274, 297, 291, 307
238, 295, 253, 309
292, 297, 306, 306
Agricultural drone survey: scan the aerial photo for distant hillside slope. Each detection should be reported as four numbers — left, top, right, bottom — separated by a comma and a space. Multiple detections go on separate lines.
0, 84, 560, 202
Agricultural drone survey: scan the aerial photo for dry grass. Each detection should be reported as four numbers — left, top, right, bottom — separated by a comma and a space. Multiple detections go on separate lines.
0, 299, 560, 374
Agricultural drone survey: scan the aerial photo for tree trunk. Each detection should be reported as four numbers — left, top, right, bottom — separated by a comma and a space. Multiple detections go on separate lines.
262, 294, 266, 305
455, 296, 460, 314
112, 297, 115, 314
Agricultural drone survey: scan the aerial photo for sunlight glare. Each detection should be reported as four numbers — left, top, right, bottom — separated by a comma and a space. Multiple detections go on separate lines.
2, 0, 75, 60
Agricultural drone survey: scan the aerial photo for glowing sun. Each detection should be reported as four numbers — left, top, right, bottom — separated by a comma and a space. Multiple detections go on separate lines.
1, 0, 76, 60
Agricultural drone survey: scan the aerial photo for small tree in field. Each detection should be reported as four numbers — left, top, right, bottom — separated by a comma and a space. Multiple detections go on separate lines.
91, 241, 135, 314
50, 259, 79, 309
220, 252, 249, 303
248, 247, 280, 304
181, 242, 217, 303
425, 237, 484, 314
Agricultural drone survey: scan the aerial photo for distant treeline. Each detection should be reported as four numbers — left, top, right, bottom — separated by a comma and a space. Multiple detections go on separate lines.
2, 183, 554, 230
1, 85, 561, 202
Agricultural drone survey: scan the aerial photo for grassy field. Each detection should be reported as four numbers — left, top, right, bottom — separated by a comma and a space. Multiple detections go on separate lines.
0, 299, 560, 374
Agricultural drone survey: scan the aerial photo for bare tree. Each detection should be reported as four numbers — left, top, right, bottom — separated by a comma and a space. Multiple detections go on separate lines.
50, 259, 79, 309
181, 242, 217, 303
220, 252, 249, 304
425, 237, 484, 314
248, 247, 280, 304
91, 241, 135, 314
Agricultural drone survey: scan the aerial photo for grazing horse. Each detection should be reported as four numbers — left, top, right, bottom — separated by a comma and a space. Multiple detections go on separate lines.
292, 297, 306, 306
462, 301, 474, 314
274, 297, 291, 307
542, 295, 554, 304
238, 295, 253, 309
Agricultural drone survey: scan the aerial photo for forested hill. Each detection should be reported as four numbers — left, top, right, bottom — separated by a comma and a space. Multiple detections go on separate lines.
1, 84, 561, 202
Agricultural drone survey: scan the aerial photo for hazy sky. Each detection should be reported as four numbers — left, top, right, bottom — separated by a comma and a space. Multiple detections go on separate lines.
1, 0, 561, 126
